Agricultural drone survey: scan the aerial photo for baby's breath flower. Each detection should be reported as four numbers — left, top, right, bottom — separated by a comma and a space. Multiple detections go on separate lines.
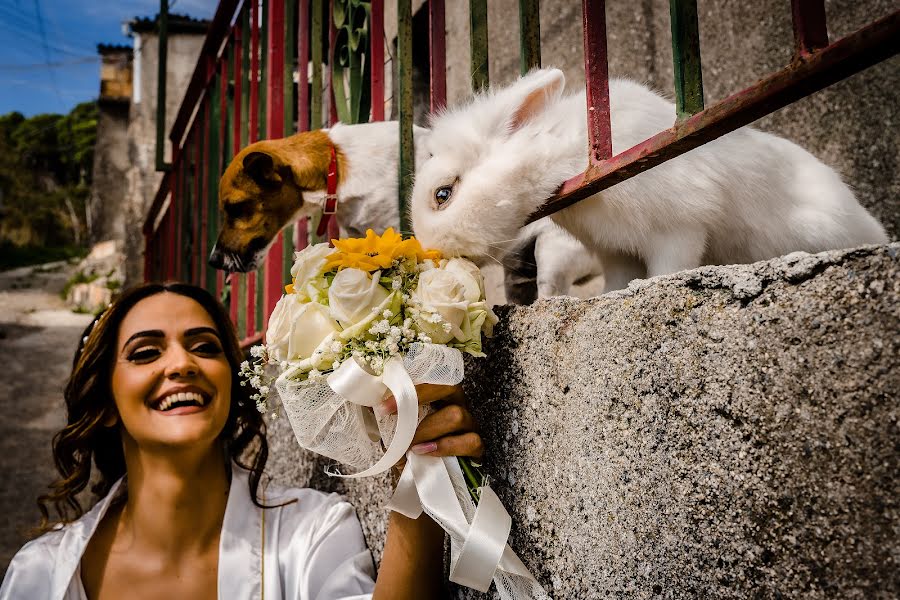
391, 278, 402, 290
330, 341, 343, 353
382, 309, 393, 319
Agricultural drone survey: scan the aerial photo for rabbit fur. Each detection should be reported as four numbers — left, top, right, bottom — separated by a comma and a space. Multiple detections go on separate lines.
409, 69, 889, 291
305, 120, 603, 302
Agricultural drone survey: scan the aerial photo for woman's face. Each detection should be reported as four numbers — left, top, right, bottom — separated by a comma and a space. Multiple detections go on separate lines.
110, 292, 233, 453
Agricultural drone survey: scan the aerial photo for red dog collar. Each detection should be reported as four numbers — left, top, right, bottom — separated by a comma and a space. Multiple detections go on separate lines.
316, 144, 339, 239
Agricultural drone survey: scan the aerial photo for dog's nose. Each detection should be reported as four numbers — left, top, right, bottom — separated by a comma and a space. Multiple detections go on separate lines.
208, 243, 227, 270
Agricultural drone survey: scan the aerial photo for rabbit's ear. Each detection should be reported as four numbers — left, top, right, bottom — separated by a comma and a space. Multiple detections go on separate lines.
508, 69, 566, 132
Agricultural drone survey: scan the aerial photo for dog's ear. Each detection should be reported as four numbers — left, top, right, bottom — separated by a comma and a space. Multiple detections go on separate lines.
242, 151, 282, 188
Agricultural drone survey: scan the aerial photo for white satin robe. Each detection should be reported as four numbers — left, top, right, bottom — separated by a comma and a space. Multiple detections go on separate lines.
0, 465, 375, 600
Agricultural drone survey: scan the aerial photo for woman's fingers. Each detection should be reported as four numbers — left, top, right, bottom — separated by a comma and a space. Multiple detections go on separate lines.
409, 403, 475, 447
410, 431, 484, 459
377, 383, 464, 416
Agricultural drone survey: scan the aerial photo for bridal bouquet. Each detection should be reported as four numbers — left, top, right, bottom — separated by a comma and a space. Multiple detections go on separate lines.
242, 228, 548, 599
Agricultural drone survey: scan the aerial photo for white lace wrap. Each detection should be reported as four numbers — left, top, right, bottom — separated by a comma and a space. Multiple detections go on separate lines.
276, 343, 549, 599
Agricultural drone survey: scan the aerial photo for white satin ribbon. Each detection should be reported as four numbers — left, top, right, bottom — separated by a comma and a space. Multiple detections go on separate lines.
326, 357, 419, 478
388, 453, 540, 594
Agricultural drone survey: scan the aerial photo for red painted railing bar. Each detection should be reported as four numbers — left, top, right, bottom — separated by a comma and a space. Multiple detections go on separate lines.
264, 0, 286, 323
233, 24, 243, 153
370, 0, 385, 120
193, 124, 202, 285
791, 0, 829, 58
582, 0, 612, 165
250, 0, 261, 143
200, 100, 211, 287
429, 0, 447, 112
218, 55, 229, 300
165, 204, 176, 280
174, 153, 184, 281
529, 8, 900, 223
298, 0, 311, 130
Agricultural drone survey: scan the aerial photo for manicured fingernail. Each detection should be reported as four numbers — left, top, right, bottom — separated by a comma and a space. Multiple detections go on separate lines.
374, 397, 397, 417
411, 442, 438, 454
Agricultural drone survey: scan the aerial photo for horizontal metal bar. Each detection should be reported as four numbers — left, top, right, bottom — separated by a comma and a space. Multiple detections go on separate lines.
527, 8, 900, 223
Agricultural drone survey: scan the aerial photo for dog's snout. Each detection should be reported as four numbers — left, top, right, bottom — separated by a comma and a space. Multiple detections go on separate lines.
208, 243, 227, 270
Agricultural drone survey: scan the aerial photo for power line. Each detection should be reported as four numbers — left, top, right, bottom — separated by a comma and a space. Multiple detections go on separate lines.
0, 57, 99, 70
31, 0, 65, 109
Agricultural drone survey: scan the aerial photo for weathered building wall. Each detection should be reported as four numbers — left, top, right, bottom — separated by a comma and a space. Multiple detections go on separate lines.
89, 103, 130, 246
266, 243, 899, 598
123, 24, 206, 286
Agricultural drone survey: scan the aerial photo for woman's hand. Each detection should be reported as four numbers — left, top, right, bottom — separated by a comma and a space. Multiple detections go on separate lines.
378, 383, 483, 463
372, 383, 482, 600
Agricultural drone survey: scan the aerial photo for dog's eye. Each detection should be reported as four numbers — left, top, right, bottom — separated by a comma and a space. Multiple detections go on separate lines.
225, 200, 253, 220
434, 185, 453, 208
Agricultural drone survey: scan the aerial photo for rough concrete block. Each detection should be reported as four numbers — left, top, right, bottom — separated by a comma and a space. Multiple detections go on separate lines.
266, 243, 899, 599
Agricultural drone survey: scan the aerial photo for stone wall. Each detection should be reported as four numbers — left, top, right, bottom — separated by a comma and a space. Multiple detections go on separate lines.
266, 243, 899, 598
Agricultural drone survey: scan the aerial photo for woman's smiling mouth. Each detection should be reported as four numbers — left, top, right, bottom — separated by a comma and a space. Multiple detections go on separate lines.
152, 389, 211, 415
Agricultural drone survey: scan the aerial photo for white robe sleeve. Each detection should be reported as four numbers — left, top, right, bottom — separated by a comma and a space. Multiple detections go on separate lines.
0, 537, 58, 600
272, 491, 376, 600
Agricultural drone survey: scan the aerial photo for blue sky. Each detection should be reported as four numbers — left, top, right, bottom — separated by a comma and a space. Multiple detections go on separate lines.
0, 0, 218, 117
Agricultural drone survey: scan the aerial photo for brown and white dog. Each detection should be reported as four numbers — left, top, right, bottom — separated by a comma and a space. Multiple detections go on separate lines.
208, 121, 426, 273
208, 120, 603, 302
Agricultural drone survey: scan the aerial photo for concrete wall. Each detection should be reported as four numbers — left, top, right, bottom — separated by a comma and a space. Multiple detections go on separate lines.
122, 32, 205, 286
266, 242, 899, 598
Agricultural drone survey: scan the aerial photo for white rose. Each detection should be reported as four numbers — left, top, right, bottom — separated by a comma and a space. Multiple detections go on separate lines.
266, 295, 340, 362
290, 243, 334, 288
328, 268, 391, 326
411, 268, 470, 343
444, 258, 485, 303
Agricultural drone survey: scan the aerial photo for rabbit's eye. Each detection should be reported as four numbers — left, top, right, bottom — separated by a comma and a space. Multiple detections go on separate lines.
434, 185, 453, 208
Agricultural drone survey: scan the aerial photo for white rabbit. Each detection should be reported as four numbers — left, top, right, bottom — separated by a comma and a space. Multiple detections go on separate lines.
410, 68, 889, 290
302, 121, 602, 302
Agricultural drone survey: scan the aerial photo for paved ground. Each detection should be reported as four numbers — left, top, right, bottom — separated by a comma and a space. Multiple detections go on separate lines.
0, 261, 93, 577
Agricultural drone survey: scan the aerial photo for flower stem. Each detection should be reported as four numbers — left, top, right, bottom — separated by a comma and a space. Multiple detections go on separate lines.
458, 457, 483, 505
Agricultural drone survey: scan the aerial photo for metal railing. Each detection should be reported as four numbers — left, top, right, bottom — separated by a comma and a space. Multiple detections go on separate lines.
143, 0, 899, 347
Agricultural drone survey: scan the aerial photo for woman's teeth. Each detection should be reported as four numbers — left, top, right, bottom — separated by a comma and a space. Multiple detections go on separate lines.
156, 392, 206, 411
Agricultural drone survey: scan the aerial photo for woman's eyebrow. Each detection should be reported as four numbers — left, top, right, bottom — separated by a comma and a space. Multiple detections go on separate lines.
184, 327, 221, 339
123, 330, 165, 347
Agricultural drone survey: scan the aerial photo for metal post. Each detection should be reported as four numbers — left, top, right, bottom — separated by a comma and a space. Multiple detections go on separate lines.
429, 0, 447, 112
519, 0, 541, 75
791, 0, 829, 58
398, 0, 414, 235
156, 0, 172, 171
582, 0, 612, 165
469, 0, 489, 92
670, 0, 705, 119
370, 0, 385, 121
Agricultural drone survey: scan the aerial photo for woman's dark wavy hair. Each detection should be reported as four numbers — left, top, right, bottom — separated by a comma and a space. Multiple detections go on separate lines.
37, 282, 268, 532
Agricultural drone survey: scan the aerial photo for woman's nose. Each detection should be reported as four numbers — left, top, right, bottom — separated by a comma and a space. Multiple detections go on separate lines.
164, 345, 199, 378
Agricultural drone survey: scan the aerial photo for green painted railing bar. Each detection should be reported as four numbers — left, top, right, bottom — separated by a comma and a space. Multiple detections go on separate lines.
670, 0, 704, 118
469, 0, 489, 91
241, 5, 251, 149
518, 0, 541, 75
308, 0, 325, 245
397, 0, 414, 236
207, 76, 221, 295
283, 0, 296, 281
311, 0, 324, 130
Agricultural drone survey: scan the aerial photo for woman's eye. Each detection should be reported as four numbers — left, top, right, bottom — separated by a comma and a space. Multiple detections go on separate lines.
434, 185, 453, 207
127, 347, 160, 362
192, 342, 223, 355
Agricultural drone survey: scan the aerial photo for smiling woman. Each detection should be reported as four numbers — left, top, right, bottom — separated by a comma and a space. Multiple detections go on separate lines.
0, 282, 484, 599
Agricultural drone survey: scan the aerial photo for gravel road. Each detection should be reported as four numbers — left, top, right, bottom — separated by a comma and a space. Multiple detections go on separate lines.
0, 261, 93, 577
